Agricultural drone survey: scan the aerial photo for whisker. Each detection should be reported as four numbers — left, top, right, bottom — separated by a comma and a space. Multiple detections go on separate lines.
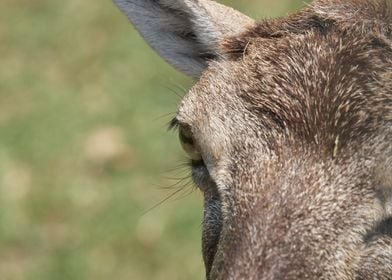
153, 111, 177, 122
161, 173, 192, 180
163, 84, 184, 99
159, 175, 192, 190
142, 156, 197, 214
171, 180, 197, 201
141, 186, 189, 216
163, 161, 190, 173
167, 79, 189, 95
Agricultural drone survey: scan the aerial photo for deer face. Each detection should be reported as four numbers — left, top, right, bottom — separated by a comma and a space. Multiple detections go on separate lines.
115, 0, 392, 278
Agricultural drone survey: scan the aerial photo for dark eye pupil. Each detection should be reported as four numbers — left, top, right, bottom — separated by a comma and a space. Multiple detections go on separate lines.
179, 130, 194, 145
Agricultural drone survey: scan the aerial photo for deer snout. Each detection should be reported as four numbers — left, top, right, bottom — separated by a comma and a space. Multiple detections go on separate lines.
204, 156, 385, 280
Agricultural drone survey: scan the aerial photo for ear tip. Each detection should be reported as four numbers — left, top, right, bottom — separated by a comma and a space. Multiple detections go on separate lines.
113, 0, 134, 10
113, 0, 140, 19
113, 0, 126, 9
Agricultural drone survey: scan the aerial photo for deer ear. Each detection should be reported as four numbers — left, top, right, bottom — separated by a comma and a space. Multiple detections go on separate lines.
114, 0, 254, 78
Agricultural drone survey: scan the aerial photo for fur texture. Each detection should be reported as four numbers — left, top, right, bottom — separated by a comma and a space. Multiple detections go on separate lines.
114, 0, 253, 77
115, 0, 392, 279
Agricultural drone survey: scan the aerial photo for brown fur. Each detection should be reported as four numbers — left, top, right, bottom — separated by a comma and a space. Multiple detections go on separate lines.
115, 0, 392, 279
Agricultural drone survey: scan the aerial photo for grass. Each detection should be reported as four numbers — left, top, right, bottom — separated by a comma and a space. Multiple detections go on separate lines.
0, 0, 306, 279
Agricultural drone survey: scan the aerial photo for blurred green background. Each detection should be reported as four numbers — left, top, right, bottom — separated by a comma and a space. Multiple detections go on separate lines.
0, 0, 307, 279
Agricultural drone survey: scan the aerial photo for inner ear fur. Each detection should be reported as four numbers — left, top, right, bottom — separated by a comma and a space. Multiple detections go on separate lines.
114, 0, 254, 78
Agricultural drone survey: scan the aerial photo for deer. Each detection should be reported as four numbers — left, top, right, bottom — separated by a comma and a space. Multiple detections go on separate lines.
114, 0, 392, 279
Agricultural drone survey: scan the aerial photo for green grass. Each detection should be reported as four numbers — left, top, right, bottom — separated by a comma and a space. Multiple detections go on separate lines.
0, 0, 306, 279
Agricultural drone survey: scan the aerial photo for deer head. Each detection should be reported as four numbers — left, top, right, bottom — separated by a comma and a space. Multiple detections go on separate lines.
114, 0, 392, 278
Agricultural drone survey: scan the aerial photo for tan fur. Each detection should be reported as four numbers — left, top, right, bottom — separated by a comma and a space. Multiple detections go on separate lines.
115, 0, 392, 279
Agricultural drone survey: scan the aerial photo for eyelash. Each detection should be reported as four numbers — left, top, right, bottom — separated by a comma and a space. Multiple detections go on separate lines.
168, 117, 180, 131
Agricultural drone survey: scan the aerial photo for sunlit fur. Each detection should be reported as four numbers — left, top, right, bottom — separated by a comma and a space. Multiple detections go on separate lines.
115, 0, 392, 279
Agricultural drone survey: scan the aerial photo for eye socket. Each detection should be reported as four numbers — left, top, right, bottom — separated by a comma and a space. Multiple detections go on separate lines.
179, 126, 202, 161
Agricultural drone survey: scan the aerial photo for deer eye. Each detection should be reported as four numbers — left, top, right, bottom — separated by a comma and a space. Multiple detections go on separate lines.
179, 126, 202, 161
